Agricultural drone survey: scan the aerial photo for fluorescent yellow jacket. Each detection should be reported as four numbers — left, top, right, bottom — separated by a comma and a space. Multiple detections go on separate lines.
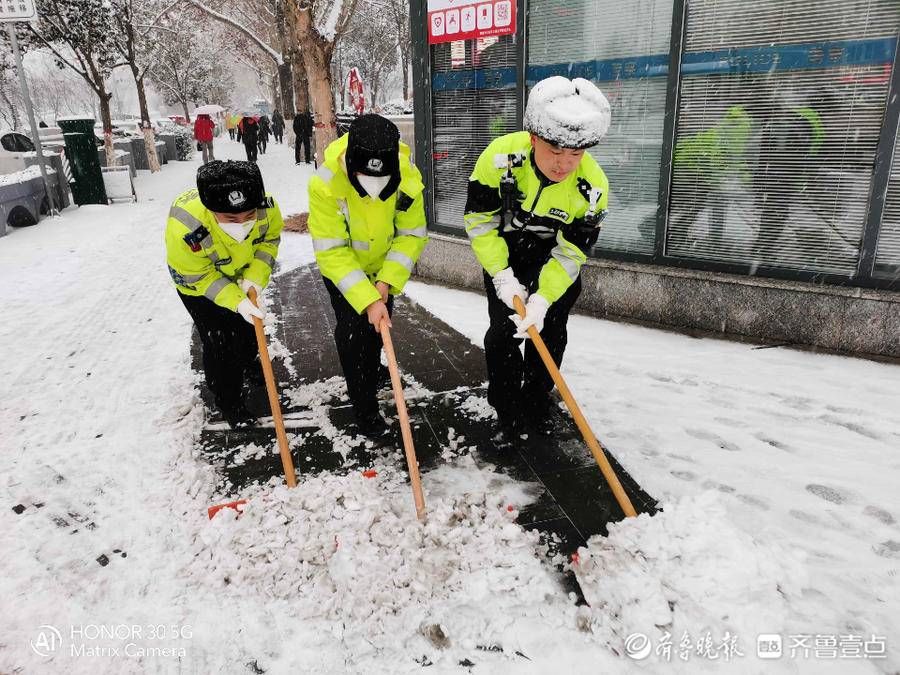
465, 131, 609, 303
165, 188, 283, 311
307, 133, 428, 314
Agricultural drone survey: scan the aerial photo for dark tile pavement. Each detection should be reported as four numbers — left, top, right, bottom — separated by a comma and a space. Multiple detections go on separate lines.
192, 263, 658, 596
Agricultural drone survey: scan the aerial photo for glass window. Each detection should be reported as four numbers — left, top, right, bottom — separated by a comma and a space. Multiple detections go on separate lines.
431, 36, 519, 231
528, 0, 675, 256
667, 0, 900, 274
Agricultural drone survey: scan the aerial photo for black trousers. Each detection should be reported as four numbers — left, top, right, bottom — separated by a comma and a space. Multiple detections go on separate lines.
178, 292, 258, 410
244, 142, 258, 163
228, 128, 235, 140
483, 269, 582, 422
323, 277, 393, 419
295, 134, 311, 163
273, 130, 283, 143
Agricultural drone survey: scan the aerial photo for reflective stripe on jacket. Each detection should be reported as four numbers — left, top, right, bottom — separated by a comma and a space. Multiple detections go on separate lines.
465, 131, 609, 304
164, 188, 284, 311
307, 133, 428, 314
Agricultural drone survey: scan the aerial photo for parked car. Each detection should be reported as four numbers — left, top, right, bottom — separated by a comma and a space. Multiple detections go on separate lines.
0, 131, 35, 175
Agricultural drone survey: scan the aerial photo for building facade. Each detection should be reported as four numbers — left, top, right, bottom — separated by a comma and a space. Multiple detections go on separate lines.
411, 0, 900, 357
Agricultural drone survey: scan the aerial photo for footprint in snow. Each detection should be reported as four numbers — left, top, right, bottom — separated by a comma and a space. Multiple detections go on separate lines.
714, 416, 750, 429
685, 428, 741, 451
873, 541, 900, 559
819, 414, 883, 441
863, 506, 895, 525
737, 494, 769, 510
753, 433, 793, 452
790, 509, 825, 526
701, 480, 735, 493
806, 484, 852, 505
671, 470, 696, 481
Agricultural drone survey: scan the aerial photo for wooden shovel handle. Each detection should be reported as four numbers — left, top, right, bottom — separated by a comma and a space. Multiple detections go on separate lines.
248, 287, 296, 488
380, 320, 426, 520
513, 295, 635, 517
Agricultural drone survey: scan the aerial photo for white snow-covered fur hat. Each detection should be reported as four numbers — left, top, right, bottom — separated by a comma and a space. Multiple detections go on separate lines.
524, 76, 611, 149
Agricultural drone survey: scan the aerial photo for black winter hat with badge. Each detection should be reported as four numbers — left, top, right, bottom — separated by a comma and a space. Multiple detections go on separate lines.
345, 114, 401, 200
196, 160, 272, 213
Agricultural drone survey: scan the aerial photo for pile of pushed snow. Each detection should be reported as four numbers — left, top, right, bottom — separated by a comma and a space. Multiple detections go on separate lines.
457, 393, 497, 422
574, 492, 807, 649
186, 463, 591, 667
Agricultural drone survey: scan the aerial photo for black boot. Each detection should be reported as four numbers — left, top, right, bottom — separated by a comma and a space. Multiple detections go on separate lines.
494, 411, 525, 448
244, 360, 265, 387
220, 402, 257, 429
378, 364, 390, 387
355, 411, 390, 438
522, 393, 555, 436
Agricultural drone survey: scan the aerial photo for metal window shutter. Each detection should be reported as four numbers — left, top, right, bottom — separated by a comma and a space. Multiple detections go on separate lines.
875, 123, 900, 276
431, 38, 518, 231
668, 0, 899, 274
528, 0, 674, 256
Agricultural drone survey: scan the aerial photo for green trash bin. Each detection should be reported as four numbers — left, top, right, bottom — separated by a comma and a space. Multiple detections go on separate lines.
58, 118, 107, 206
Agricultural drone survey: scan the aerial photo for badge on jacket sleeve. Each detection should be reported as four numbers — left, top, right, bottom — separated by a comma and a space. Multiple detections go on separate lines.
183, 225, 210, 252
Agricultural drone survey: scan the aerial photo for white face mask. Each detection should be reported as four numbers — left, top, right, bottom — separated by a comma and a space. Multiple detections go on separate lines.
218, 218, 256, 242
357, 174, 390, 200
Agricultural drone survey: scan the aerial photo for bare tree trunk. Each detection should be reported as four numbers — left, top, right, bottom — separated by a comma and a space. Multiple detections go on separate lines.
278, 62, 294, 117
133, 71, 160, 172
303, 39, 337, 153
269, 76, 279, 112
293, 7, 338, 154
182, 100, 191, 123
99, 91, 116, 166
292, 53, 309, 115
400, 45, 410, 101
275, 0, 294, 118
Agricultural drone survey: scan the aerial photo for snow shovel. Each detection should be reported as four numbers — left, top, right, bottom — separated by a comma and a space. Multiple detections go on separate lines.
207, 288, 296, 520
248, 287, 297, 489
380, 319, 427, 521
512, 296, 636, 518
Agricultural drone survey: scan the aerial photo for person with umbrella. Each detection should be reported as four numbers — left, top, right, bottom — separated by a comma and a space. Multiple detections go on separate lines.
193, 114, 216, 164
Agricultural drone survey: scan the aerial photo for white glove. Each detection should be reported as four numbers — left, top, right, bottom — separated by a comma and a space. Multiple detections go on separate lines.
236, 297, 265, 325
510, 293, 550, 339
239, 278, 264, 301
492, 267, 528, 310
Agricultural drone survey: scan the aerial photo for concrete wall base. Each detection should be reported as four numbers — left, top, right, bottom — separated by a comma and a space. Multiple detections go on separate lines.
415, 233, 900, 359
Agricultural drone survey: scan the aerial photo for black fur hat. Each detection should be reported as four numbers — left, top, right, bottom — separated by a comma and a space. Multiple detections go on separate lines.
346, 114, 401, 200
196, 160, 270, 213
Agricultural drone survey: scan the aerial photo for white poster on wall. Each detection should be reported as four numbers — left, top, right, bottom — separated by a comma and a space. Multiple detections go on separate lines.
427, 0, 515, 46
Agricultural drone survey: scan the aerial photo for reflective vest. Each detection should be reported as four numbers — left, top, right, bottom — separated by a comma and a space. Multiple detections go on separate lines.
165, 189, 284, 311
465, 131, 609, 304
308, 133, 428, 314
673, 105, 751, 188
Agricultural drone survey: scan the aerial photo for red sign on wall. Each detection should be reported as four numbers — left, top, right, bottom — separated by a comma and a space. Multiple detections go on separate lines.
427, 0, 516, 46
347, 67, 365, 115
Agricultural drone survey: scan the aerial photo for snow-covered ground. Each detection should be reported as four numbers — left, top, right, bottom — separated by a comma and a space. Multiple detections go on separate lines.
1, 138, 898, 674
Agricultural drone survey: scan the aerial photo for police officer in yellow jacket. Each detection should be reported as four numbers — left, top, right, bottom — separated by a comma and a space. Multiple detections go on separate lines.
465, 76, 611, 440
308, 114, 428, 436
165, 160, 284, 427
